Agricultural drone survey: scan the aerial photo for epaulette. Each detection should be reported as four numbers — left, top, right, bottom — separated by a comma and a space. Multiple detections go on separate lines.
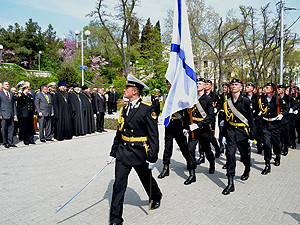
141, 101, 152, 106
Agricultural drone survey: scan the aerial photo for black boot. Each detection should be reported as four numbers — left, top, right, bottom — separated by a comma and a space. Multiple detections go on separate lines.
158, 164, 169, 179
222, 176, 234, 195
274, 155, 280, 166
184, 170, 196, 185
257, 143, 263, 154
209, 161, 215, 174
282, 147, 288, 156
196, 152, 205, 165
261, 162, 271, 175
241, 167, 250, 181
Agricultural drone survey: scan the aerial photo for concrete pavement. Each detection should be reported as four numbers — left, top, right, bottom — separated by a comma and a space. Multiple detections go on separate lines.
0, 117, 300, 224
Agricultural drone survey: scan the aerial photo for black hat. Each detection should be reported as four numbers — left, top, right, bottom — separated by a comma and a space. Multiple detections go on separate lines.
230, 78, 243, 84
82, 85, 88, 90
73, 83, 79, 88
222, 83, 229, 87
206, 79, 212, 84
197, 78, 206, 82
125, 74, 149, 92
278, 84, 286, 89
246, 83, 255, 88
264, 82, 275, 88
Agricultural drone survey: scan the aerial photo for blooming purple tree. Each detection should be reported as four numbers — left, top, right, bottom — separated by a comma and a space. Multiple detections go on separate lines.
58, 39, 77, 63
0, 49, 15, 63
89, 55, 108, 85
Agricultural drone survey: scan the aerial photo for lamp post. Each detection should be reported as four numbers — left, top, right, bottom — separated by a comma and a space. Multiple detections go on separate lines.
0, 44, 3, 61
75, 29, 91, 86
239, 58, 244, 81
38, 51, 42, 71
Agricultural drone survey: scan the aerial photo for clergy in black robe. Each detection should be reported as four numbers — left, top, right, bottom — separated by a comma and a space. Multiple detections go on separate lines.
81, 85, 95, 134
69, 83, 86, 136
53, 82, 73, 141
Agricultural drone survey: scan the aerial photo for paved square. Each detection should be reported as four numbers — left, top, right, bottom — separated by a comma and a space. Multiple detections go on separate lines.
1, 123, 300, 225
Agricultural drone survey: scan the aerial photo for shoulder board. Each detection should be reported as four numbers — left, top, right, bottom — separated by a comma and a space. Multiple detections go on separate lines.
141, 101, 152, 106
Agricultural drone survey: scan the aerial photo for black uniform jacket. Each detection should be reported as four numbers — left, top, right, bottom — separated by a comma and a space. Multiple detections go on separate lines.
189, 93, 214, 132
258, 94, 289, 130
223, 94, 255, 141
110, 98, 159, 166
15, 93, 35, 118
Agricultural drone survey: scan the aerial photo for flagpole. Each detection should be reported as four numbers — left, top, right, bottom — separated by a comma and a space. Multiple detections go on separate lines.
189, 109, 194, 138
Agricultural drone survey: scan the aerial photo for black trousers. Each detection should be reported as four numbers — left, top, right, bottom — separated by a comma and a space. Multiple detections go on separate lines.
280, 122, 290, 152
290, 115, 297, 146
226, 136, 250, 177
19, 117, 35, 144
110, 160, 162, 224
96, 112, 104, 131
163, 125, 190, 169
261, 126, 281, 162
113, 102, 118, 112
188, 129, 214, 170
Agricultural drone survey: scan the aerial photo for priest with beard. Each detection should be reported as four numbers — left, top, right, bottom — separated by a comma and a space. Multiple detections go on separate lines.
53, 81, 73, 141
69, 83, 86, 136
81, 85, 95, 134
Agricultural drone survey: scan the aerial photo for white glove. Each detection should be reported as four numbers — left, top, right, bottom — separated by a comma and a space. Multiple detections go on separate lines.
189, 123, 199, 131
289, 108, 294, 114
146, 160, 155, 170
294, 110, 298, 115
183, 129, 189, 136
220, 120, 224, 127
258, 111, 262, 116
214, 108, 217, 113
248, 139, 254, 147
222, 137, 227, 145
276, 114, 283, 120
107, 156, 116, 164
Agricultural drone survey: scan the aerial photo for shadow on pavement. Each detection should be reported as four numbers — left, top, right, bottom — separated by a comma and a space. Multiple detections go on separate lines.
57, 177, 150, 224
283, 211, 300, 224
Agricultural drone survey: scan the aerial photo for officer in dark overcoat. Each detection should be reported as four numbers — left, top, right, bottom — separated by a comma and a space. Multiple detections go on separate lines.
108, 74, 162, 225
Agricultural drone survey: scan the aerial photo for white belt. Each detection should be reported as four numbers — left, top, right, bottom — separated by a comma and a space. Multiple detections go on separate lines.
262, 117, 277, 122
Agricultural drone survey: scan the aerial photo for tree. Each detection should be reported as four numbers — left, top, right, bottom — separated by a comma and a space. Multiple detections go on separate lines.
90, 0, 140, 75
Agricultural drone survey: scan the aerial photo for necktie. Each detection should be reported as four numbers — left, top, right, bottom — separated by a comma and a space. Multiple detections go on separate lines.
6, 92, 10, 102
44, 93, 50, 103
126, 102, 132, 116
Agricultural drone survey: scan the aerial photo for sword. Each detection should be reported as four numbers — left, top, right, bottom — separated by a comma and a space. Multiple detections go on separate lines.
149, 169, 152, 211
56, 162, 110, 214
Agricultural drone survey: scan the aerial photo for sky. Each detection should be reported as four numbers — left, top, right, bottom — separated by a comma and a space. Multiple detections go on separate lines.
0, 0, 299, 39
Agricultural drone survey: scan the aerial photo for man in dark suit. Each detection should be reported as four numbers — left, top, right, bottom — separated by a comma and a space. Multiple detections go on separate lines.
95, 88, 106, 132
0, 81, 17, 148
112, 88, 118, 112
35, 85, 54, 142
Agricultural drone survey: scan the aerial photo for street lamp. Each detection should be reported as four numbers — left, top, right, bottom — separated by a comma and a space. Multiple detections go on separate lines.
239, 58, 244, 81
38, 51, 42, 71
0, 44, 3, 61
75, 29, 91, 86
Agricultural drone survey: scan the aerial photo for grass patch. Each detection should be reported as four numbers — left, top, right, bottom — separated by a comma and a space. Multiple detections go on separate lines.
104, 118, 118, 130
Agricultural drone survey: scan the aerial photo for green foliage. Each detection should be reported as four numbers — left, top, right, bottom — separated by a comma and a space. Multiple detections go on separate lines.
104, 118, 118, 130
111, 75, 126, 98
0, 63, 27, 86
56, 65, 80, 87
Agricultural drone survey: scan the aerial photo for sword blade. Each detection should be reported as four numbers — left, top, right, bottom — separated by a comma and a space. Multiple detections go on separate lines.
56, 163, 109, 214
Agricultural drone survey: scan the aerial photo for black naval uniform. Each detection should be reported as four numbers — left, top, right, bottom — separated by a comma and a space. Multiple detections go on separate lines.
258, 94, 289, 174
16, 92, 36, 145
290, 94, 300, 147
109, 98, 162, 224
151, 93, 161, 117
184, 93, 215, 185
223, 94, 255, 179
158, 110, 190, 179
